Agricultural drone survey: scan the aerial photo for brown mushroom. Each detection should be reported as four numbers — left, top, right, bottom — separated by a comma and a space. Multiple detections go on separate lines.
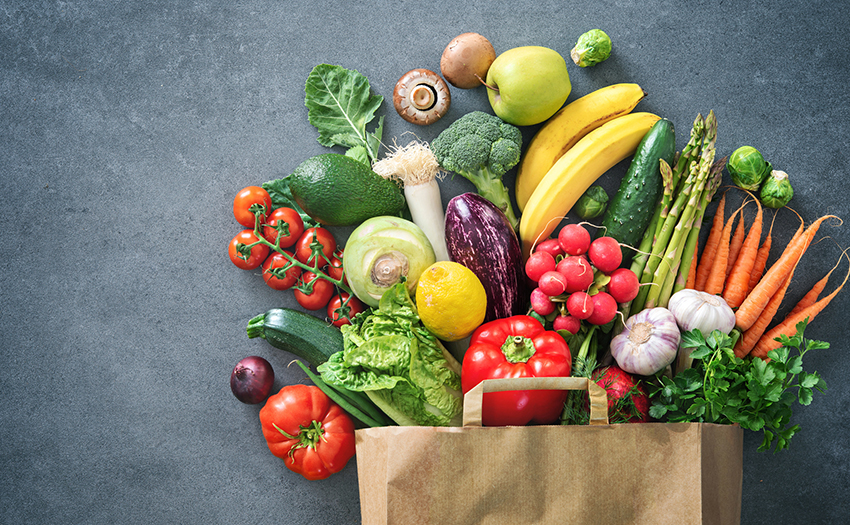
393, 69, 451, 125
440, 33, 496, 89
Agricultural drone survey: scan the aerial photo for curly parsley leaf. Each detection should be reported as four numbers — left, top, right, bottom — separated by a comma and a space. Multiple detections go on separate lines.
649, 320, 828, 452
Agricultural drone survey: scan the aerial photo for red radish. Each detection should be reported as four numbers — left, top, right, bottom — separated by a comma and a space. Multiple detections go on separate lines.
534, 238, 564, 258
566, 291, 594, 319
553, 314, 581, 335
586, 292, 618, 325
538, 270, 568, 296
525, 250, 557, 282
558, 223, 591, 255
607, 267, 640, 303
530, 288, 556, 316
588, 236, 623, 274
591, 365, 650, 423
557, 256, 594, 293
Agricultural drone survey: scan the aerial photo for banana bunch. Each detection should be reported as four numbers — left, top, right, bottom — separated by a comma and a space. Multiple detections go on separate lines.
515, 83, 647, 212
518, 107, 661, 258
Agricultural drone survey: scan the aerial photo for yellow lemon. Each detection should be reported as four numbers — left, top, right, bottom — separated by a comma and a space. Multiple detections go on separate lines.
415, 261, 487, 341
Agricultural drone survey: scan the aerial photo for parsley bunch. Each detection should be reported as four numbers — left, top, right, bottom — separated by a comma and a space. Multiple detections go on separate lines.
649, 320, 828, 452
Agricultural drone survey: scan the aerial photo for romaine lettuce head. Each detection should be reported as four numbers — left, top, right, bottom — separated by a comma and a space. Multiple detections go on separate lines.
317, 283, 463, 427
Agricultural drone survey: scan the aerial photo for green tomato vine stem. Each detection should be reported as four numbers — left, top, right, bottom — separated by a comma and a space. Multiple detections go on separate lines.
236, 209, 355, 297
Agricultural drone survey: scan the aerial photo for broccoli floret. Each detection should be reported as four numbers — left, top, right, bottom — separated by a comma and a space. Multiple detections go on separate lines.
431, 111, 522, 229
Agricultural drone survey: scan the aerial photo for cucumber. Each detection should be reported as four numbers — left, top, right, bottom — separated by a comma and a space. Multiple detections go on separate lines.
600, 118, 676, 250
246, 308, 344, 366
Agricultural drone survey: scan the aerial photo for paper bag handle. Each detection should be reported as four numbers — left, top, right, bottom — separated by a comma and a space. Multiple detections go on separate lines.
462, 376, 609, 427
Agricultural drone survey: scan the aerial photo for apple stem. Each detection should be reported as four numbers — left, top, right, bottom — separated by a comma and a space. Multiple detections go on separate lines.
476, 74, 499, 93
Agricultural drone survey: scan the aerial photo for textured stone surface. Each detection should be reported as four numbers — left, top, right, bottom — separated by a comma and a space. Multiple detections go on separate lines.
2, 1, 849, 523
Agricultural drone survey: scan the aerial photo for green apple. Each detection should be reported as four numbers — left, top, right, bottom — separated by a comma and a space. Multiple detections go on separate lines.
485, 46, 571, 126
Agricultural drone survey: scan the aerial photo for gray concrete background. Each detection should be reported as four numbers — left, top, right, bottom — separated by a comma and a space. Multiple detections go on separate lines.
2, 1, 849, 523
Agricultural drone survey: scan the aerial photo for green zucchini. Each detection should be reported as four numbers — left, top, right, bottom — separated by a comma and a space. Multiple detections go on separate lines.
246, 308, 343, 367
600, 118, 676, 251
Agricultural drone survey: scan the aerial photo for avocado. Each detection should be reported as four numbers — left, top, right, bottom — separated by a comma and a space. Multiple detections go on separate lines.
287, 153, 405, 226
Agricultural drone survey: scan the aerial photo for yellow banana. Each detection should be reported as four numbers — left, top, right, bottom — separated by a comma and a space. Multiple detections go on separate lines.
519, 112, 661, 259
515, 83, 647, 212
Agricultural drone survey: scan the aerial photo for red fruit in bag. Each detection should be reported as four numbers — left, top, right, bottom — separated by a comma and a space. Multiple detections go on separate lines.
591, 365, 650, 423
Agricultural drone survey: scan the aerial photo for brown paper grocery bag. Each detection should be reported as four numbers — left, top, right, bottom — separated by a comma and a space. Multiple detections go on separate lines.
356, 376, 743, 525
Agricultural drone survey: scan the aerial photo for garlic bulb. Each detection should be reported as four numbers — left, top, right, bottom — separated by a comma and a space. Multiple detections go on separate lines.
667, 289, 736, 336
610, 308, 681, 376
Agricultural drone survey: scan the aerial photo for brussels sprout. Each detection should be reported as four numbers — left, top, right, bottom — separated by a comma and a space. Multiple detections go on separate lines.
760, 170, 794, 208
575, 185, 609, 219
728, 145, 771, 191
570, 29, 612, 68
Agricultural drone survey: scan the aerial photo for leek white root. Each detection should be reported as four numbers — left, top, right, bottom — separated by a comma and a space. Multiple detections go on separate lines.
373, 140, 450, 261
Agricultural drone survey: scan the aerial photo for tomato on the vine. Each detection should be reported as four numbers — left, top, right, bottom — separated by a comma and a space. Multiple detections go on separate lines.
233, 186, 272, 228
295, 227, 337, 268
327, 293, 366, 327
326, 249, 345, 284
293, 271, 335, 310
228, 229, 269, 270
262, 251, 303, 290
263, 207, 304, 249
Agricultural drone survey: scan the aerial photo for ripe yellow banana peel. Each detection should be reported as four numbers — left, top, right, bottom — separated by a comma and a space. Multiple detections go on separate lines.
515, 83, 647, 212
519, 111, 661, 259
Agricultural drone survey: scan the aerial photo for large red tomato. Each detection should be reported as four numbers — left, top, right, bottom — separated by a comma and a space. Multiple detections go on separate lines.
259, 385, 355, 481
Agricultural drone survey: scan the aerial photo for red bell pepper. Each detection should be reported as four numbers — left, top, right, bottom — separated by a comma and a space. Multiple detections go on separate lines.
461, 315, 572, 426
259, 384, 356, 480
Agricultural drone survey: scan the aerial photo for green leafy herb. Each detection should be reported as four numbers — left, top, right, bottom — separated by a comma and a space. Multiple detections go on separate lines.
304, 64, 384, 163
560, 325, 599, 425
649, 319, 828, 452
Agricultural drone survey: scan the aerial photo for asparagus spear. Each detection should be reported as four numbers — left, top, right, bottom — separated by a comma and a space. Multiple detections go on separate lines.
633, 111, 717, 311
672, 158, 726, 295
643, 111, 718, 309
653, 113, 705, 241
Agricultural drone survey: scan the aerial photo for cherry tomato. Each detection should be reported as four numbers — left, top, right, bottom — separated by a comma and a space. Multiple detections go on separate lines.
327, 293, 366, 327
233, 186, 272, 228
326, 249, 345, 284
262, 207, 304, 249
295, 227, 337, 268
262, 251, 303, 290
228, 229, 270, 270
294, 271, 335, 310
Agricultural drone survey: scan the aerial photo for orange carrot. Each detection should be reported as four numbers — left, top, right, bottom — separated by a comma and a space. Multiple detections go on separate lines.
785, 246, 849, 320
725, 205, 748, 280
746, 210, 778, 295
685, 242, 698, 290
751, 247, 850, 358
734, 271, 794, 358
704, 204, 745, 296
735, 215, 836, 331
786, 274, 830, 320
695, 192, 726, 291
724, 197, 763, 308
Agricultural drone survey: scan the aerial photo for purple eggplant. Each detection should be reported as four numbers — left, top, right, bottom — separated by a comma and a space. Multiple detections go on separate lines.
445, 192, 527, 322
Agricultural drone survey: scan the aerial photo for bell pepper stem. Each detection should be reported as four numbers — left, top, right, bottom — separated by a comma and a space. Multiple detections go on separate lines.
500, 335, 536, 363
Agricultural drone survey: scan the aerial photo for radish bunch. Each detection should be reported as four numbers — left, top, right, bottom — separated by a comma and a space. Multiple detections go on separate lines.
525, 224, 640, 333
